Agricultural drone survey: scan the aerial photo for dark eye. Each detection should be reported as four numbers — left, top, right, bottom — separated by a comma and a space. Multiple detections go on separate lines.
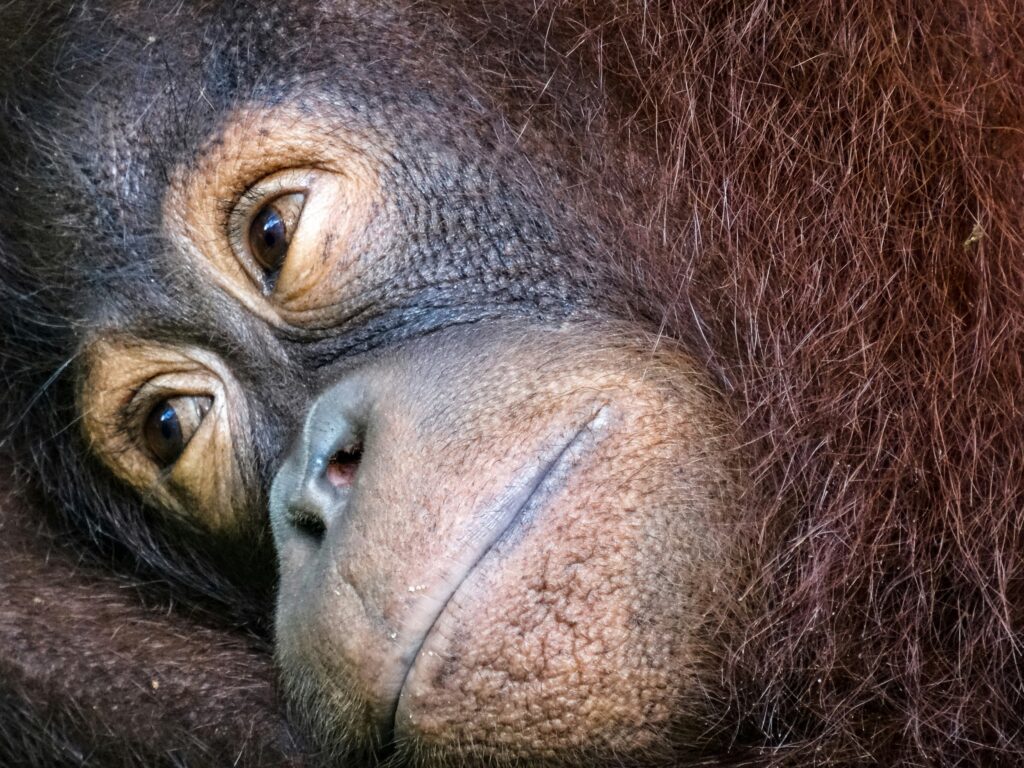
247, 192, 306, 276
143, 396, 213, 468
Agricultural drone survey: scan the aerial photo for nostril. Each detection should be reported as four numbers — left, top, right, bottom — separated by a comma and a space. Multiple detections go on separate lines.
280, 439, 360, 543
273, 397, 365, 545
326, 441, 362, 489
289, 508, 327, 541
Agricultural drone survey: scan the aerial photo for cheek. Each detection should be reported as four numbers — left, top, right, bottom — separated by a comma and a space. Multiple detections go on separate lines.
270, 327, 744, 762
395, 411, 734, 756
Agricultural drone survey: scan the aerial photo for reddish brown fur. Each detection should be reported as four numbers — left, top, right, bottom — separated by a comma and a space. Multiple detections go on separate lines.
436, 0, 1024, 761
0, 488, 304, 766
547, 1, 1024, 763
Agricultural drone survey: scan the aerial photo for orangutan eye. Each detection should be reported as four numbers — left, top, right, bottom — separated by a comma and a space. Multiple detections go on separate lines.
144, 395, 213, 468
247, 193, 306, 278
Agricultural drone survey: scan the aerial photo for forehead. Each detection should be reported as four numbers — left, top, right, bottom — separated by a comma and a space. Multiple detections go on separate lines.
1, 1, 614, 351
33, 2, 477, 204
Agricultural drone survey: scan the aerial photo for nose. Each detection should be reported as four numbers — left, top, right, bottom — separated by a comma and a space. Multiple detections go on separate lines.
269, 378, 368, 545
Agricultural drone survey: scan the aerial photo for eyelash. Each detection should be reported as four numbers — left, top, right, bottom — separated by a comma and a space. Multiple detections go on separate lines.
224, 179, 308, 249
120, 379, 207, 453
218, 167, 325, 297
220, 181, 259, 225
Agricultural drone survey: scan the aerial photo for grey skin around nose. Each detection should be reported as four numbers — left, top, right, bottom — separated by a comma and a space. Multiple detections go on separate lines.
269, 377, 370, 544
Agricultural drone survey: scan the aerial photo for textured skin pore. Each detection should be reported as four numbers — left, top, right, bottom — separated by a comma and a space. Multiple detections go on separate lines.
0, 1, 1022, 767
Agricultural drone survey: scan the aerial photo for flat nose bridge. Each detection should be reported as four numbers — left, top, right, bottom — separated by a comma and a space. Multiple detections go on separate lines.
269, 378, 368, 539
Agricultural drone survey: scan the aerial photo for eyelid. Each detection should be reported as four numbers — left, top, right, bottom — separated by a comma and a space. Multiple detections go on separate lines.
227, 169, 318, 287
124, 372, 217, 458
164, 105, 387, 330
262, 191, 306, 224
80, 339, 254, 535
144, 395, 213, 470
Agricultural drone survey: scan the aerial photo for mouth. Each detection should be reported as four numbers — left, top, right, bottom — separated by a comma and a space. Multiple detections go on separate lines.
381, 406, 608, 733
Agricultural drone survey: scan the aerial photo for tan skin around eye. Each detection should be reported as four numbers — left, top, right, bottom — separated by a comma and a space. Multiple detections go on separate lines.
164, 104, 387, 329
265, 170, 372, 314
79, 338, 253, 535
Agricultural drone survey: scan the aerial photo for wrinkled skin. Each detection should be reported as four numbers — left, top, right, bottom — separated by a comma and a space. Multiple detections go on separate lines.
2, 1, 1023, 767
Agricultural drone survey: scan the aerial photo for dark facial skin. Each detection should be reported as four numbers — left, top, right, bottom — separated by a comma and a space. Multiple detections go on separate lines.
0, 2, 743, 766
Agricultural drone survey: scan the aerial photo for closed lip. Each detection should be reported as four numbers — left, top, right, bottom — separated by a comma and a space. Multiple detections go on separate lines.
384, 404, 610, 733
